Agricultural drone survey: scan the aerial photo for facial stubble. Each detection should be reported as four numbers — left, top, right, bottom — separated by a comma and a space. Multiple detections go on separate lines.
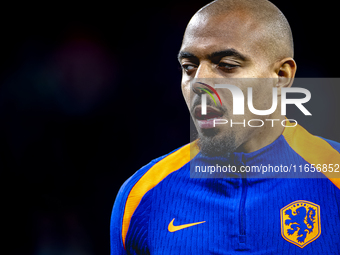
196, 125, 237, 157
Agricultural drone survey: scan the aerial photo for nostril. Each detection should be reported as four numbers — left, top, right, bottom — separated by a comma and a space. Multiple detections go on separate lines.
192, 82, 206, 95
192, 87, 204, 95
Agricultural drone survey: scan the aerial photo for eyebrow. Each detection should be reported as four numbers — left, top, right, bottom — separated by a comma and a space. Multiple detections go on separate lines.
177, 48, 248, 62
177, 51, 196, 61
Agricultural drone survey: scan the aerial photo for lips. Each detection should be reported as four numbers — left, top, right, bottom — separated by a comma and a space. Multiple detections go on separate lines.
194, 106, 224, 120
193, 105, 224, 129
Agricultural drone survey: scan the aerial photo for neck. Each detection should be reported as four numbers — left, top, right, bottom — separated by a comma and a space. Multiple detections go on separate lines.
236, 114, 285, 153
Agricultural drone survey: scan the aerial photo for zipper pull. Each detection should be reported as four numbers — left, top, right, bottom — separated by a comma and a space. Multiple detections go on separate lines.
241, 153, 246, 165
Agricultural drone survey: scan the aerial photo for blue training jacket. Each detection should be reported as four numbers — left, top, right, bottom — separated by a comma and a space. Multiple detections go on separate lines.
110, 123, 340, 254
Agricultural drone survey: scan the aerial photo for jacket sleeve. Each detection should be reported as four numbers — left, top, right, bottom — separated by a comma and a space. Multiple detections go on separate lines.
110, 158, 163, 254
110, 177, 132, 255
110, 146, 184, 254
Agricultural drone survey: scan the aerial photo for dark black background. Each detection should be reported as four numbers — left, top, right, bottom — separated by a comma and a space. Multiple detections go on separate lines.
1, 1, 339, 254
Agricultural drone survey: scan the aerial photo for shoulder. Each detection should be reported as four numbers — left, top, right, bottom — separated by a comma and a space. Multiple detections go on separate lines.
110, 141, 198, 251
282, 123, 340, 155
114, 141, 198, 215
282, 123, 340, 188
116, 142, 194, 200
319, 137, 340, 153
111, 143, 187, 221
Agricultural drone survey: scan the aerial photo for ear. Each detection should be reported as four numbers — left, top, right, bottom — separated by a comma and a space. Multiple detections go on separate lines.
275, 57, 297, 89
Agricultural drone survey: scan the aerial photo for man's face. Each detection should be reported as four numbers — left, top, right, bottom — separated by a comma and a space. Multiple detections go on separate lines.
179, 11, 279, 155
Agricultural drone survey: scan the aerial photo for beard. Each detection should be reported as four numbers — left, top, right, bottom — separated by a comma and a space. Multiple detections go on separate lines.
190, 94, 237, 157
196, 128, 237, 157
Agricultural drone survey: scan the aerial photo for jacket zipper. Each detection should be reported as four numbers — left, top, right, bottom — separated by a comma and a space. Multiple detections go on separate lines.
239, 171, 248, 244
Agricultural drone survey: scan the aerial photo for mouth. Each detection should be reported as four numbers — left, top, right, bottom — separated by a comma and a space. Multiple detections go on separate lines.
193, 105, 224, 129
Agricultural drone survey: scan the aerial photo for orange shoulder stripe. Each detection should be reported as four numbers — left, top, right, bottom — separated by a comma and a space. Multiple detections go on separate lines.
282, 121, 340, 189
122, 141, 199, 248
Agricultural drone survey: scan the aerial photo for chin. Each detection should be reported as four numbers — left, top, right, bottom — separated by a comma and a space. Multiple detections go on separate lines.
197, 128, 237, 157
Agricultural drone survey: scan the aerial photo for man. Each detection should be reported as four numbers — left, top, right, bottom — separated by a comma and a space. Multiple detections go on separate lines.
110, 0, 340, 254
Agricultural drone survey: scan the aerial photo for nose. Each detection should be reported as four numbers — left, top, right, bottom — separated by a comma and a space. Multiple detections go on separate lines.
191, 62, 216, 95
195, 61, 215, 79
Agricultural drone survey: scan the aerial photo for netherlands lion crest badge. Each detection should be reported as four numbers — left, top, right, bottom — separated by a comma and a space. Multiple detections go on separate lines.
280, 200, 321, 248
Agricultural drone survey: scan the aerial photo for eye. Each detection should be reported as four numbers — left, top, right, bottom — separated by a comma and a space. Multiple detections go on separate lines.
181, 64, 197, 73
218, 62, 239, 71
